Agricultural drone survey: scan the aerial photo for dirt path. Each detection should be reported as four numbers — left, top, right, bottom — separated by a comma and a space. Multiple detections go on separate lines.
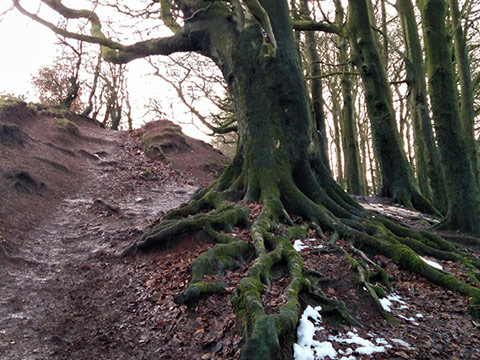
0, 127, 197, 360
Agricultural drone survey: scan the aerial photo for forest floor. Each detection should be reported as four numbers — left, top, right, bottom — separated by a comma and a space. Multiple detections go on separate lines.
0, 104, 479, 359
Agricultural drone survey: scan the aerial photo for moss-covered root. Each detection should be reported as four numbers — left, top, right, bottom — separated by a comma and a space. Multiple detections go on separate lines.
234, 220, 310, 360
240, 316, 280, 360
174, 237, 254, 305
329, 237, 393, 321
388, 245, 480, 318
237, 248, 309, 360
120, 203, 249, 257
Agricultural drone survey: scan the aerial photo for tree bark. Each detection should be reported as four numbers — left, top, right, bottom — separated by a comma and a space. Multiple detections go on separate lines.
419, 0, 480, 232
300, 0, 330, 172
396, 0, 447, 212
449, 0, 479, 183
347, 0, 437, 213
334, 0, 364, 195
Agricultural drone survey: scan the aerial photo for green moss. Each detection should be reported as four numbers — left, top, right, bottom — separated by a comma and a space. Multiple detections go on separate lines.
55, 118, 79, 136
143, 143, 166, 161
137, 204, 249, 252
139, 168, 157, 180
141, 127, 191, 155
467, 271, 479, 284
371, 269, 391, 290
241, 315, 280, 360
233, 276, 265, 327
372, 285, 386, 298
174, 281, 226, 305
469, 296, 480, 319
190, 240, 254, 283
388, 244, 480, 318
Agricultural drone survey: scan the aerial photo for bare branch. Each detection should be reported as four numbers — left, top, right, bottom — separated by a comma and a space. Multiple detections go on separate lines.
291, 19, 342, 34
13, 0, 199, 64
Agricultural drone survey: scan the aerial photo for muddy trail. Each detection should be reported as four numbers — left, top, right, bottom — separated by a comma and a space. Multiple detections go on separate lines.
0, 106, 220, 359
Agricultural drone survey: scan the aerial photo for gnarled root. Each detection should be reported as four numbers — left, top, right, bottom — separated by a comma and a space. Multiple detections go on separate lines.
122, 163, 480, 358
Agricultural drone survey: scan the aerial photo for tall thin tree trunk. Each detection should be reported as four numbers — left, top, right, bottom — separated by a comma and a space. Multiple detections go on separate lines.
331, 86, 344, 186
300, 0, 330, 172
396, 0, 447, 212
449, 0, 479, 184
334, 0, 364, 195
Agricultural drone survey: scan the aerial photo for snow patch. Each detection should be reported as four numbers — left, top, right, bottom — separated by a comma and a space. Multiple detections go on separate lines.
379, 294, 407, 312
294, 305, 413, 359
419, 256, 443, 270
293, 240, 309, 252
391, 338, 413, 349
293, 239, 324, 252
398, 314, 419, 325
329, 332, 387, 355
375, 338, 389, 345
294, 305, 337, 360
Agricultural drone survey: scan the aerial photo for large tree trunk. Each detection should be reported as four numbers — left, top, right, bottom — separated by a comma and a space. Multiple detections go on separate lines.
396, 0, 447, 213
419, 0, 480, 233
346, 0, 437, 214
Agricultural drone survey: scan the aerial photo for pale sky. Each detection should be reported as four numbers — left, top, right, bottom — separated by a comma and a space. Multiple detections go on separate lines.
0, 5, 211, 142
0, 9, 58, 98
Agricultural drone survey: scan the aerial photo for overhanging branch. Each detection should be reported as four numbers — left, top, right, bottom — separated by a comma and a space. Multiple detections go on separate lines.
13, 0, 199, 64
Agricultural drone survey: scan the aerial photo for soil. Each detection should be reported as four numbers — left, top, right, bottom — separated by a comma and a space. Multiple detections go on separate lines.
1, 104, 479, 359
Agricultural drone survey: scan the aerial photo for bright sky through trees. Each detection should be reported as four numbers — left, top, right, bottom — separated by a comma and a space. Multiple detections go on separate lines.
0, 10, 57, 98
0, 4, 211, 141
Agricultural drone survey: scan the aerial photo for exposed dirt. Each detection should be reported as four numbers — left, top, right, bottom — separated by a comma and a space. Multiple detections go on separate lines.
0, 105, 227, 359
1, 103, 479, 359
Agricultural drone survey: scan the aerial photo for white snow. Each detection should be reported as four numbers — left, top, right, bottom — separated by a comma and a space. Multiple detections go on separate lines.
293, 239, 324, 252
330, 332, 387, 355
415, 313, 424, 318
294, 305, 337, 360
391, 339, 413, 349
387, 294, 407, 304
294, 304, 413, 359
375, 338, 389, 345
379, 294, 407, 312
293, 240, 309, 252
419, 256, 443, 270
398, 315, 419, 325
379, 297, 393, 312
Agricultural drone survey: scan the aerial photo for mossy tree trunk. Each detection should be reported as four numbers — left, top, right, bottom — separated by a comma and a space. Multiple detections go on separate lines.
335, 0, 365, 195
396, 0, 448, 213
449, 0, 479, 184
346, 0, 437, 214
300, 0, 331, 173
419, 0, 480, 233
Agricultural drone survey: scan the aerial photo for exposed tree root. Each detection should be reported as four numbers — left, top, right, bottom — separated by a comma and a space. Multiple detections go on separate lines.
123, 161, 480, 359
